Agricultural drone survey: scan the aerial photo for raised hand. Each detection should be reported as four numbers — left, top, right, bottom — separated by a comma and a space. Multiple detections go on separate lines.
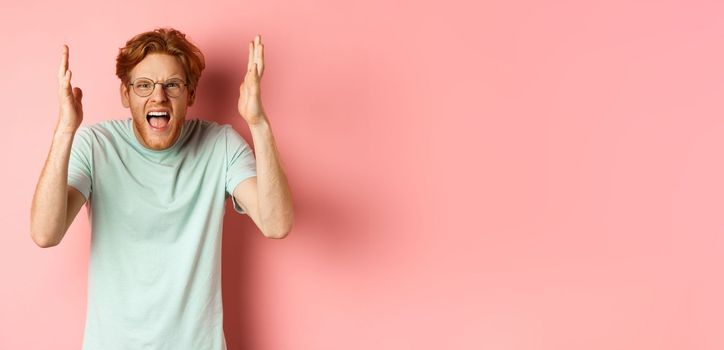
57, 44, 83, 133
238, 34, 267, 126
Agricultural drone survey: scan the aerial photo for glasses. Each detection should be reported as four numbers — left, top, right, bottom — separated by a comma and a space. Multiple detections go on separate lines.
128, 78, 189, 98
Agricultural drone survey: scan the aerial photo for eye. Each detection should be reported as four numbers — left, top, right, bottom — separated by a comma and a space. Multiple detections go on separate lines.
165, 80, 184, 88
136, 81, 152, 89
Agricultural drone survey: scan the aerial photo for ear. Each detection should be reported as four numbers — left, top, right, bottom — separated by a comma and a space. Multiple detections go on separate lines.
120, 82, 130, 108
187, 87, 196, 107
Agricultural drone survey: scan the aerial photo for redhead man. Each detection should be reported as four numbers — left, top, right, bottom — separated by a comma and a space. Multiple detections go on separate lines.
30, 28, 294, 349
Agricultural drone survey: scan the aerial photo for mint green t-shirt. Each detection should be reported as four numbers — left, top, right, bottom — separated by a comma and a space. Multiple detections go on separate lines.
68, 118, 257, 350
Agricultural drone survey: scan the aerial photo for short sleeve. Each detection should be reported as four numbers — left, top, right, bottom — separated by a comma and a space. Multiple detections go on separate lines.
67, 126, 93, 202
225, 125, 257, 214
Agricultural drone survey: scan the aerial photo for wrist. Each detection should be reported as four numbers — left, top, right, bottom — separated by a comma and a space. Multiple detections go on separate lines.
53, 127, 76, 140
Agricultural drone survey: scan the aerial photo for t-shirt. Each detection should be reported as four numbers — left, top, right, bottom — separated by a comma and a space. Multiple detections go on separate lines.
67, 118, 257, 350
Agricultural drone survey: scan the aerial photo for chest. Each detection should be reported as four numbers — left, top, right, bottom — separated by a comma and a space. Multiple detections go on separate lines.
91, 144, 227, 209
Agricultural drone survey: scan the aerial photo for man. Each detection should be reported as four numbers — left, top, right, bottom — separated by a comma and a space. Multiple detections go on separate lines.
29, 28, 294, 349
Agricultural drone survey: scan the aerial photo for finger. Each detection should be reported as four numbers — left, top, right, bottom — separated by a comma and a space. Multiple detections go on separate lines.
247, 41, 254, 72
58, 44, 68, 81
255, 43, 264, 76
59, 48, 73, 99
245, 63, 257, 81
73, 87, 83, 103
60, 70, 72, 97
254, 35, 262, 74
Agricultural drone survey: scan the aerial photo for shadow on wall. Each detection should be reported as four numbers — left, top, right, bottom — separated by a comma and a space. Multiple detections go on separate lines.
220, 204, 260, 350
198, 44, 377, 349
194, 63, 257, 349
193, 65, 239, 127
219, 183, 376, 349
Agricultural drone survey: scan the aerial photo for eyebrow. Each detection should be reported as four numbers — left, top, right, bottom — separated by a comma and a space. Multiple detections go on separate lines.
133, 75, 185, 81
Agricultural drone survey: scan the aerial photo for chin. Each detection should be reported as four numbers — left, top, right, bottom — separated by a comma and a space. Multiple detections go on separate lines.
134, 117, 182, 150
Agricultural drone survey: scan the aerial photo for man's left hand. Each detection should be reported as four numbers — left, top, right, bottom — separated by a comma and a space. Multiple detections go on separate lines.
238, 34, 266, 125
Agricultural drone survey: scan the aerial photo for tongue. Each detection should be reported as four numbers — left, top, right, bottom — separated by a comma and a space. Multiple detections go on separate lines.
149, 116, 169, 128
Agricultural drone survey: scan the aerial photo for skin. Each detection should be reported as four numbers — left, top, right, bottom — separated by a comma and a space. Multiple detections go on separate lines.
120, 53, 196, 150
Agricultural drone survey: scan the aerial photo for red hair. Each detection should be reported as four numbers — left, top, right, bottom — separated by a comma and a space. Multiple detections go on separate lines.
116, 28, 205, 90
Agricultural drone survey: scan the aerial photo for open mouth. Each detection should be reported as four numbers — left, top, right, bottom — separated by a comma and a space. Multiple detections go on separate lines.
146, 111, 170, 131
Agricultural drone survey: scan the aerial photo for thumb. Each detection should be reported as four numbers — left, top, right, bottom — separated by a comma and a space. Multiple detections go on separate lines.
73, 87, 83, 102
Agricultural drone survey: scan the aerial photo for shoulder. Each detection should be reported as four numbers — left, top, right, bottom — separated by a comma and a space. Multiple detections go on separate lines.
189, 120, 253, 156
76, 119, 127, 140
186, 118, 240, 141
200, 119, 235, 133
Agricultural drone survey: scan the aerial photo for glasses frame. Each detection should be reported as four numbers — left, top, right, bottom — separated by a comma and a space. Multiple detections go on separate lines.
128, 78, 190, 98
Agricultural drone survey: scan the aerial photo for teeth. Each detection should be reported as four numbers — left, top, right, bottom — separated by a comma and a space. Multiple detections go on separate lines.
147, 111, 169, 116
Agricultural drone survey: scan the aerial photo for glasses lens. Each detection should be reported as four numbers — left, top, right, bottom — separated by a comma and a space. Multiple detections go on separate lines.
133, 79, 154, 97
164, 79, 185, 97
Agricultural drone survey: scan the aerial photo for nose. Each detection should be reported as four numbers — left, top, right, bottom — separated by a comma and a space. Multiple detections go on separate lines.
149, 82, 168, 103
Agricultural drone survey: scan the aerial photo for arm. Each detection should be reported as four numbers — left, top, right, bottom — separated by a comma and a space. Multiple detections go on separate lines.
30, 134, 87, 247
233, 118, 294, 239
30, 44, 86, 248
234, 34, 294, 239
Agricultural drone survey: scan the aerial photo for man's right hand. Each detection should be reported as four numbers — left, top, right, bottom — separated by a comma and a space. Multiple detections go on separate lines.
57, 44, 83, 134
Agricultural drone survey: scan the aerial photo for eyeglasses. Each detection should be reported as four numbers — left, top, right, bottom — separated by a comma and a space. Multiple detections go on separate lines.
128, 78, 189, 98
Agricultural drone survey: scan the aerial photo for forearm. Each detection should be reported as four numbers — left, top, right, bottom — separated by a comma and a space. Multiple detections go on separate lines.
30, 130, 74, 247
249, 117, 294, 237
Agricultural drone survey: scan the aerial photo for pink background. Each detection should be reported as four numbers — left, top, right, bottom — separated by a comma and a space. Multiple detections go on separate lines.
2, 0, 724, 348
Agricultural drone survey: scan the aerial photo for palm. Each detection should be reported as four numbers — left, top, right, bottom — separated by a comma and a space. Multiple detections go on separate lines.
238, 35, 266, 125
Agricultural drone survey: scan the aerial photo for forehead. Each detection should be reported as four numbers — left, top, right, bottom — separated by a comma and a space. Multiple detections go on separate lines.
130, 53, 185, 80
